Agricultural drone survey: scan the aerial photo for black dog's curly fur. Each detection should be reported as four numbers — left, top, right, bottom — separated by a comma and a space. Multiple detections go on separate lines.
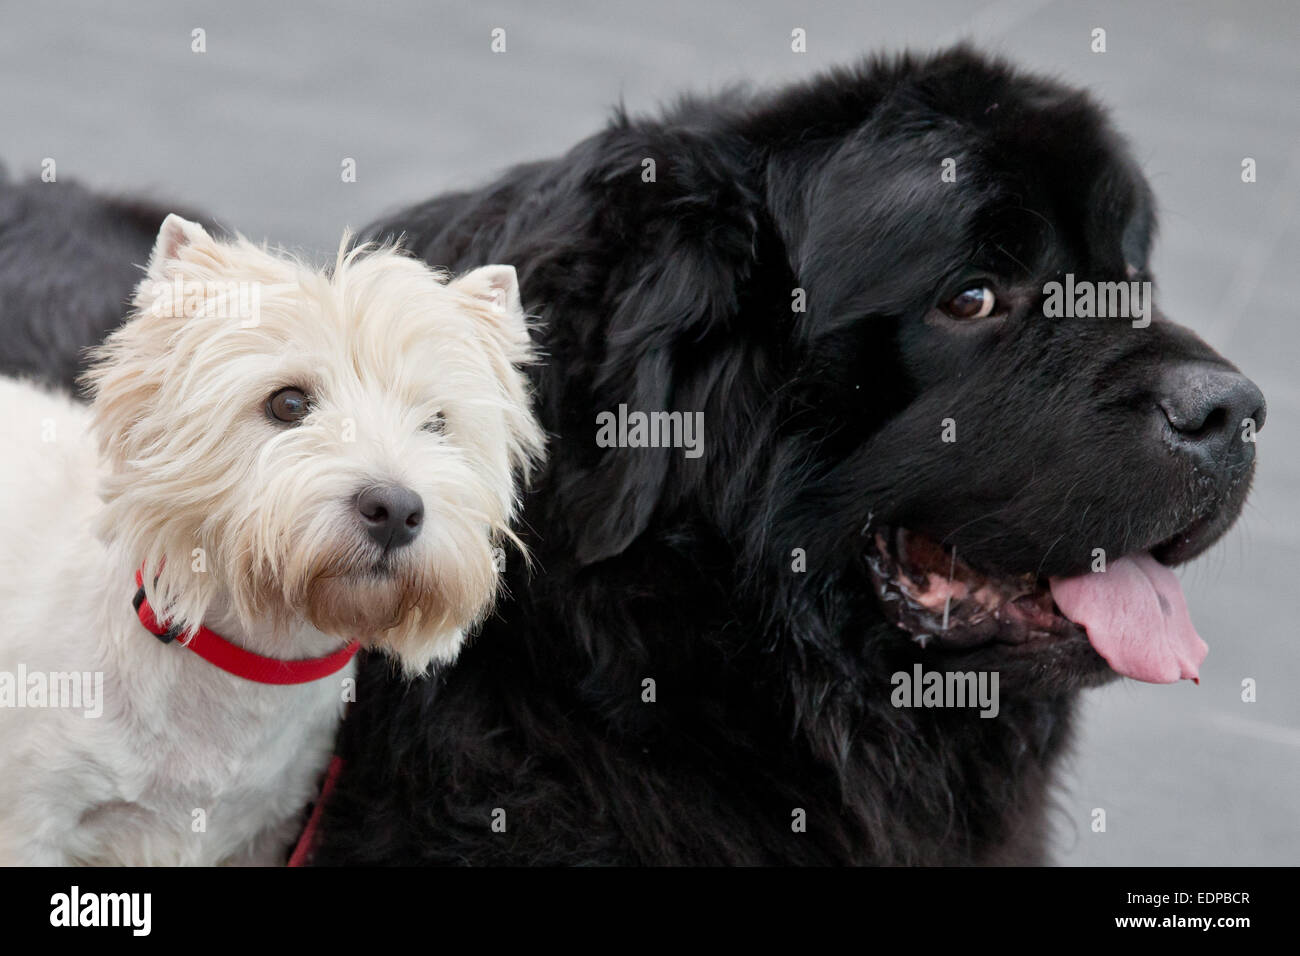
307, 48, 1256, 864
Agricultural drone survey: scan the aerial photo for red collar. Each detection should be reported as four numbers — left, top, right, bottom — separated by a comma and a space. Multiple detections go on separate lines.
133, 570, 361, 685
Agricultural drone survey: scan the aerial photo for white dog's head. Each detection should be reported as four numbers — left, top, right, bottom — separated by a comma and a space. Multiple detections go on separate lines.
85, 215, 544, 674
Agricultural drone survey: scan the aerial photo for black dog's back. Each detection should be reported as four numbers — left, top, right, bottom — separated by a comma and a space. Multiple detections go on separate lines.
0, 175, 200, 393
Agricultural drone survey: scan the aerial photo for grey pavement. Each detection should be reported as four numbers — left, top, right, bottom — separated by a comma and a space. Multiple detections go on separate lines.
1, 0, 1296, 865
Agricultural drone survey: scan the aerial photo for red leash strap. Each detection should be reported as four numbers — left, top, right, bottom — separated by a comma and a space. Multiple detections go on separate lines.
133, 569, 361, 684
287, 754, 345, 867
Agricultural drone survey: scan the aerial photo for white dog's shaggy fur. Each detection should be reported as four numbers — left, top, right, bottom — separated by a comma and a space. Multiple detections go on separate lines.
0, 216, 543, 864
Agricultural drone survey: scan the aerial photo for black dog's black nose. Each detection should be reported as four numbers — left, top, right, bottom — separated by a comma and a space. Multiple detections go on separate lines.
356, 485, 424, 550
1157, 363, 1265, 473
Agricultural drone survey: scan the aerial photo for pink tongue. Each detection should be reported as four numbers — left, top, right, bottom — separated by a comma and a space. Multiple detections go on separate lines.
1048, 552, 1207, 684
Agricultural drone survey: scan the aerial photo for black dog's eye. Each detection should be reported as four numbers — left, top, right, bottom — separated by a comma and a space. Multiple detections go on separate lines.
266, 387, 311, 425
941, 287, 1000, 320
421, 411, 446, 434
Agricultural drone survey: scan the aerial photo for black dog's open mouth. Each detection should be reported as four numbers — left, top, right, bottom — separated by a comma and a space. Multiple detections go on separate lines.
864, 525, 1212, 683
864, 528, 1080, 652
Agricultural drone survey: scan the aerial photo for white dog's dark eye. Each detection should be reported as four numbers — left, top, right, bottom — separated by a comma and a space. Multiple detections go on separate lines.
941, 287, 999, 320
266, 387, 310, 425
421, 412, 445, 434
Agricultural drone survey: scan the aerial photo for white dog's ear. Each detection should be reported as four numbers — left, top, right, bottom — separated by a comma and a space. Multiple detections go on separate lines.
147, 214, 212, 281
446, 263, 544, 481
449, 264, 533, 363
450, 264, 523, 318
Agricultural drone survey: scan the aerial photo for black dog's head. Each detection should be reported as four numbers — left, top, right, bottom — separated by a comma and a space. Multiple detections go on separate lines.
552, 48, 1264, 698
741, 50, 1267, 691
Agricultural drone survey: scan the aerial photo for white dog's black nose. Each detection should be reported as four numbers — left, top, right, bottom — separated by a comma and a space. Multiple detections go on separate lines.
356, 485, 424, 550
1158, 363, 1266, 475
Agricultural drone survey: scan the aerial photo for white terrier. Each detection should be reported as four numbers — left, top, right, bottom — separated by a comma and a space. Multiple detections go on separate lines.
0, 215, 543, 864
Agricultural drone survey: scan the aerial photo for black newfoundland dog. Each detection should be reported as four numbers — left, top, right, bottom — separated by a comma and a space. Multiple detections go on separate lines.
0, 48, 1263, 865
310, 47, 1263, 865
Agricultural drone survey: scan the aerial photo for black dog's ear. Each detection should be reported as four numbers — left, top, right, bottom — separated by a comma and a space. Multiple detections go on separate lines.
568, 341, 674, 565
1078, 129, 1158, 274
557, 126, 759, 565
1117, 171, 1157, 273
568, 244, 741, 565
763, 147, 822, 278
766, 133, 974, 343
